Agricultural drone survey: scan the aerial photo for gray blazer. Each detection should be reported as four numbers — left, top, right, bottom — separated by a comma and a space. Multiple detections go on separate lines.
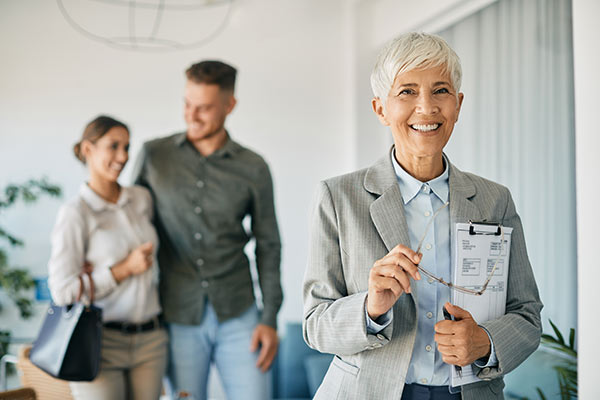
303, 151, 543, 400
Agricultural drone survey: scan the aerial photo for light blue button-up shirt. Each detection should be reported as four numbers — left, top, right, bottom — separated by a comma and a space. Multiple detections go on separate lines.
365, 151, 497, 386
394, 152, 451, 386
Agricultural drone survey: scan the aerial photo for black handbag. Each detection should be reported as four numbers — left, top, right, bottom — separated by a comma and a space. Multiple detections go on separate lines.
30, 271, 103, 381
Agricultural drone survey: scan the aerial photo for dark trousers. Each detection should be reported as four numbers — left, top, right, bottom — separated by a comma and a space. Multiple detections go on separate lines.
401, 383, 461, 400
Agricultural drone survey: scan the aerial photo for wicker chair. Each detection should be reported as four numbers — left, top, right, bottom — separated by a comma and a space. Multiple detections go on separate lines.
0, 388, 36, 400
16, 346, 73, 400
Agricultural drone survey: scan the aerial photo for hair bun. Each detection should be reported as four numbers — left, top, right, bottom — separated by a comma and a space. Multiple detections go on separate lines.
73, 142, 85, 163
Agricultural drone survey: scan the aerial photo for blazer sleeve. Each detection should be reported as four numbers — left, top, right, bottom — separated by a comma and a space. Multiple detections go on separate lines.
303, 181, 392, 356
477, 190, 543, 380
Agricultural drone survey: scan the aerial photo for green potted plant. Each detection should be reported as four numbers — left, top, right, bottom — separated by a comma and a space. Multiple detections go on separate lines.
0, 178, 61, 373
534, 320, 577, 399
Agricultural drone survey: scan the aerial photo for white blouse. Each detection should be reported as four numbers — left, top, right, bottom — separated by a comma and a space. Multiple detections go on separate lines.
48, 184, 161, 323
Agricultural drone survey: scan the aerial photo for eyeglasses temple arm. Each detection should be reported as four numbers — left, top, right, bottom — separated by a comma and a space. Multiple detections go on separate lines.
415, 201, 449, 254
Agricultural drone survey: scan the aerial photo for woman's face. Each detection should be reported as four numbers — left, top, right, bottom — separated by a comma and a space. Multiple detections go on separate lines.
373, 65, 464, 161
83, 126, 130, 183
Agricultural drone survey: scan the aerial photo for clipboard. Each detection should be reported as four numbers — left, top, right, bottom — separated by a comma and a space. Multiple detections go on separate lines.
449, 221, 513, 388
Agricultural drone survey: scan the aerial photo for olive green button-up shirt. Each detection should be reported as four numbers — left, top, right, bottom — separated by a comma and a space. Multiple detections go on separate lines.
134, 133, 282, 328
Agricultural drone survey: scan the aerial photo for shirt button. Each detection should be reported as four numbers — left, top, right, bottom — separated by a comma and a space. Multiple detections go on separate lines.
425, 243, 432, 250
201, 280, 209, 288
425, 345, 432, 352
424, 211, 431, 217
428, 278, 434, 284
376, 334, 385, 340
372, 343, 382, 348
426, 312, 433, 319
194, 206, 202, 214
196, 180, 205, 188
422, 185, 430, 193
420, 378, 428, 384
196, 258, 204, 266
194, 233, 202, 240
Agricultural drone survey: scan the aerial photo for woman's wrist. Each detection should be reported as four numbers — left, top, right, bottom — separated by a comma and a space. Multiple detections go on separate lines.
109, 259, 131, 283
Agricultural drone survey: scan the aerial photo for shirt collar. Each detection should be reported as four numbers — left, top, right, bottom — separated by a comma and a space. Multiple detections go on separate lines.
175, 131, 242, 158
80, 183, 130, 212
174, 132, 187, 146
212, 134, 242, 158
391, 148, 449, 205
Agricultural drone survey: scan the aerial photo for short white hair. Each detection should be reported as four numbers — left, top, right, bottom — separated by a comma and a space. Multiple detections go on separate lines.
370, 32, 462, 101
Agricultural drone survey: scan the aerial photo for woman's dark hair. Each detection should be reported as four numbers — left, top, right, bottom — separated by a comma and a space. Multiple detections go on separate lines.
74, 115, 129, 164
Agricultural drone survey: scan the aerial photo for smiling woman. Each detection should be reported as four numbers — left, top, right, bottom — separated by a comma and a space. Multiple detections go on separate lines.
302, 32, 542, 400
77, 121, 130, 200
372, 65, 464, 182
47, 115, 168, 400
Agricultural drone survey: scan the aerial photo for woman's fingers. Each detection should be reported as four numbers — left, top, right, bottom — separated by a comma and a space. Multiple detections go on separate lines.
374, 251, 422, 281
389, 244, 421, 263
371, 263, 413, 293
367, 244, 424, 319
370, 272, 405, 297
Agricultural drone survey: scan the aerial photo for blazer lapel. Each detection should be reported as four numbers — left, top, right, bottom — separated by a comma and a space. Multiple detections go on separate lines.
448, 161, 481, 225
366, 153, 482, 251
364, 152, 418, 301
365, 154, 411, 252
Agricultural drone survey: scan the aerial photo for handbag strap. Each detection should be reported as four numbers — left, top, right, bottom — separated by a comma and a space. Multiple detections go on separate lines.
76, 268, 95, 305
74, 197, 94, 306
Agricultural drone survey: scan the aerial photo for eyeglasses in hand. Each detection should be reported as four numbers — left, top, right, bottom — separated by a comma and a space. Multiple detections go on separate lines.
414, 202, 504, 296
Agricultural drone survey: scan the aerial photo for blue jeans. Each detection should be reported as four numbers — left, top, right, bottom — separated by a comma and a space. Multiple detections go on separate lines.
167, 302, 269, 400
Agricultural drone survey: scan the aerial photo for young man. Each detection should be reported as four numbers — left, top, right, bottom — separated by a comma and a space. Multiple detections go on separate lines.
134, 60, 282, 400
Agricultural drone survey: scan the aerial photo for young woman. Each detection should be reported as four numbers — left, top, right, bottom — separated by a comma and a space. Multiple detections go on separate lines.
48, 115, 167, 400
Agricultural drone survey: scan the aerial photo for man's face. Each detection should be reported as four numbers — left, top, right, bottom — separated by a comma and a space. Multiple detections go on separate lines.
184, 81, 236, 142
373, 65, 464, 160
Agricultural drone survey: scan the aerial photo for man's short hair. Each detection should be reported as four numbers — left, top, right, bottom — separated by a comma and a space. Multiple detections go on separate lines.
186, 60, 237, 92
370, 32, 462, 102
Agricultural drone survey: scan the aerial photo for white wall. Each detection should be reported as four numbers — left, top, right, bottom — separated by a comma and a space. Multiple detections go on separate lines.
572, 0, 600, 397
0, 0, 353, 337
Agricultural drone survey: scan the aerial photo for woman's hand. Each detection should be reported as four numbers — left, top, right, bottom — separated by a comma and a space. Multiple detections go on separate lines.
110, 242, 154, 283
434, 302, 491, 366
367, 244, 421, 320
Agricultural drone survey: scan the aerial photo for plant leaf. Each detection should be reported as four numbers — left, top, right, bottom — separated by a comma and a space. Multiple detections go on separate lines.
549, 319, 565, 345
541, 333, 561, 345
15, 298, 33, 319
569, 328, 575, 350
535, 387, 547, 400
544, 343, 577, 358
0, 227, 24, 247
548, 345, 577, 358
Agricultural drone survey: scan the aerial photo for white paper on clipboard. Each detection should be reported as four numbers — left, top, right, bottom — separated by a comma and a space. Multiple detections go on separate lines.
449, 222, 513, 388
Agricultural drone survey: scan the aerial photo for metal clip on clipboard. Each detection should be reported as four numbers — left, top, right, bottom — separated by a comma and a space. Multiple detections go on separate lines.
468, 220, 501, 236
